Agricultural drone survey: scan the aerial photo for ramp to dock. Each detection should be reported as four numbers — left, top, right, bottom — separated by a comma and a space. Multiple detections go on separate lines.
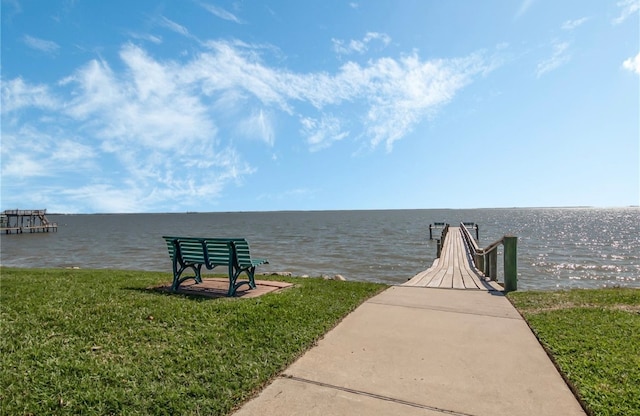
404, 227, 501, 290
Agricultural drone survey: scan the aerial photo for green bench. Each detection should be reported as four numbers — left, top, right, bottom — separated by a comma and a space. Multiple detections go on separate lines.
162, 236, 269, 297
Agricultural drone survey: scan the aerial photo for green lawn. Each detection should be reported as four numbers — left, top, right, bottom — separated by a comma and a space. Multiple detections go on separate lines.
4, 268, 638, 416
0, 268, 386, 415
509, 288, 640, 416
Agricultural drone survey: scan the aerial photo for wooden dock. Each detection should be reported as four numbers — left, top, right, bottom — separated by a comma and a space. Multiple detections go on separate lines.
1, 209, 58, 234
404, 226, 502, 291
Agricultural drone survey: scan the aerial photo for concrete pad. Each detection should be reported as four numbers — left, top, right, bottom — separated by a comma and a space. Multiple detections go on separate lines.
153, 278, 292, 299
234, 377, 447, 416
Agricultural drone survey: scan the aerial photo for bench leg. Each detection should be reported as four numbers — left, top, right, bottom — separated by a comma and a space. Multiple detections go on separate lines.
227, 266, 257, 297
247, 266, 257, 289
171, 263, 203, 291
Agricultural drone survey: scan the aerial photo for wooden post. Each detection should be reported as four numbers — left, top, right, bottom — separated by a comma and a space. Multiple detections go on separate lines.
476, 249, 484, 273
503, 236, 517, 292
436, 239, 441, 258
475, 224, 479, 241
489, 249, 497, 281
429, 224, 433, 240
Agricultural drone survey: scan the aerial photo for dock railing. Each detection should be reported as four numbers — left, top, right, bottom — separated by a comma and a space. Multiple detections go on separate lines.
460, 222, 517, 291
435, 223, 450, 258
429, 222, 448, 240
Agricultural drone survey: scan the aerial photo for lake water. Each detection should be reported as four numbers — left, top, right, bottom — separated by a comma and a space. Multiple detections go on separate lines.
1, 208, 638, 291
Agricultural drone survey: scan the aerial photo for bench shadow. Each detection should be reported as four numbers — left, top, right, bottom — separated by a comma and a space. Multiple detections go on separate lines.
124, 278, 294, 300
123, 285, 231, 301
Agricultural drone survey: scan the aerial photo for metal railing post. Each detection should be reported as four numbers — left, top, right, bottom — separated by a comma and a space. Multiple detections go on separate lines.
503, 236, 517, 292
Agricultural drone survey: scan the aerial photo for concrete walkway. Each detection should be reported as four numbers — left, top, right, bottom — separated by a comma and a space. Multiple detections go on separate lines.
233, 286, 585, 416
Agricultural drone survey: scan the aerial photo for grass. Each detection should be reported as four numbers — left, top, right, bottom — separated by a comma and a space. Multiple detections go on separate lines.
0, 267, 386, 415
509, 288, 640, 416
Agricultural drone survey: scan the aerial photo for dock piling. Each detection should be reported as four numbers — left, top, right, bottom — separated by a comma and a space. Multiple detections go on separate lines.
503, 236, 518, 292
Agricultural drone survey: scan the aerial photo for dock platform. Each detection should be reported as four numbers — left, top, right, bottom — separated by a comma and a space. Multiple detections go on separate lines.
1, 209, 58, 234
404, 226, 501, 291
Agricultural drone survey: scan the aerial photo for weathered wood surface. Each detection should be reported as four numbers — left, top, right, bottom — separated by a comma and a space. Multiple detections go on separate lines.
404, 227, 501, 291
1, 209, 57, 234
1, 225, 58, 234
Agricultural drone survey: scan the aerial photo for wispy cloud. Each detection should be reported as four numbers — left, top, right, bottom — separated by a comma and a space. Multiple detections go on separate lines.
127, 31, 163, 44
23, 35, 60, 54
1, 37, 495, 211
199, 3, 244, 24
613, 0, 640, 25
332, 32, 391, 56
622, 52, 640, 75
158, 16, 191, 37
0, 152, 50, 178
514, 0, 535, 19
561, 17, 589, 30
300, 115, 349, 151
237, 108, 275, 145
1, 77, 58, 113
0, 127, 97, 181
536, 41, 571, 77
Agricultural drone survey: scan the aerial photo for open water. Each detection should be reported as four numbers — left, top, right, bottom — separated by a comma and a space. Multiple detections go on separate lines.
0, 208, 638, 291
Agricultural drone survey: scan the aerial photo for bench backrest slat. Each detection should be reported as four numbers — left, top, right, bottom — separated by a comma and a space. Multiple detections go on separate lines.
232, 240, 253, 266
205, 240, 233, 266
163, 236, 256, 267
174, 239, 207, 263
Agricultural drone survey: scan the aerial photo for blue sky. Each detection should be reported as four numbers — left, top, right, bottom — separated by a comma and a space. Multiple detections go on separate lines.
1, 0, 639, 213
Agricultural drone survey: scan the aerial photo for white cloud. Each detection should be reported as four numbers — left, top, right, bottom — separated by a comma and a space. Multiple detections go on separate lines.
561, 17, 589, 30
20, 43, 254, 212
300, 115, 349, 151
622, 52, 640, 75
333, 32, 391, 56
65, 45, 214, 151
1, 77, 58, 113
51, 139, 97, 163
0, 153, 49, 178
536, 41, 571, 77
23, 35, 60, 54
61, 184, 146, 213
0, 125, 97, 179
191, 40, 490, 150
237, 108, 275, 145
199, 3, 244, 24
613, 0, 640, 25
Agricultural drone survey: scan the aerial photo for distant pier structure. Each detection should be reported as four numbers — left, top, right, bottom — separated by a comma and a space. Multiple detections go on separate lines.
1, 209, 58, 234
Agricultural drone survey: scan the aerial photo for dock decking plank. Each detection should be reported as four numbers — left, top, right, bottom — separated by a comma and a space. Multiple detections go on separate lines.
405, 227, 500, 291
